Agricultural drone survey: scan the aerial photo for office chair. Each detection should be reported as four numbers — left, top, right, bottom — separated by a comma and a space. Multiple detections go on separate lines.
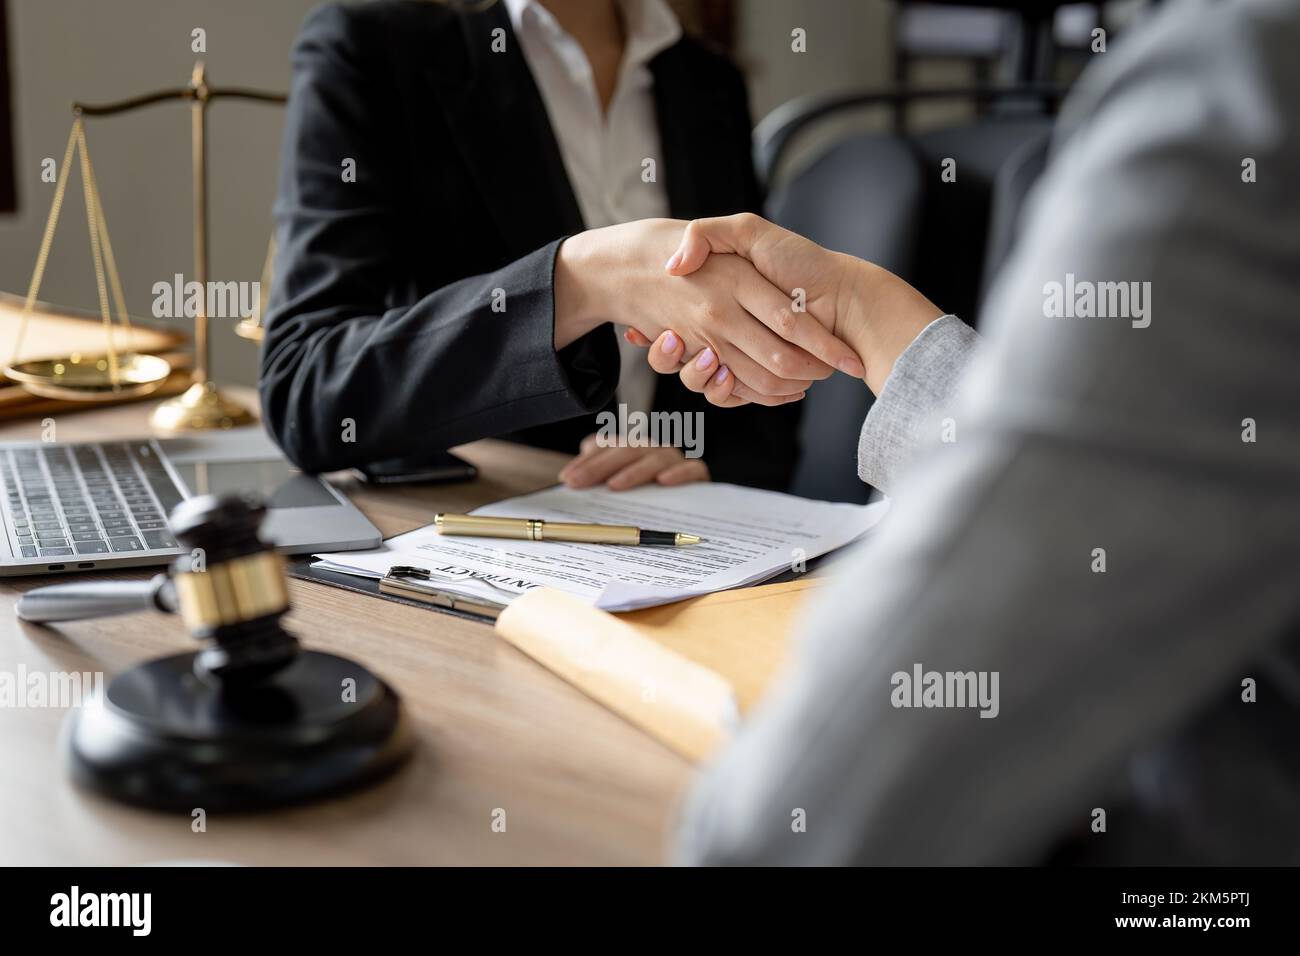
765, 134, 925, 504
981, 127, 1052, 306
763, 3, 1101, 503
763, 94, 1059, 502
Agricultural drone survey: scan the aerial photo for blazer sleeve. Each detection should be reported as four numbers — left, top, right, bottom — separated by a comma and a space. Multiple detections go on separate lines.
259, 4, 618, 473
856, 315, 980, 495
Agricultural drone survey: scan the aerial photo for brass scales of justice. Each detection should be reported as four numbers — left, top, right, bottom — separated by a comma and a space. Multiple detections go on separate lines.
3, 62, 283, 431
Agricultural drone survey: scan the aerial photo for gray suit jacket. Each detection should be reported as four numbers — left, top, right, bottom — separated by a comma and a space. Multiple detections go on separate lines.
677, 0, 1300, 865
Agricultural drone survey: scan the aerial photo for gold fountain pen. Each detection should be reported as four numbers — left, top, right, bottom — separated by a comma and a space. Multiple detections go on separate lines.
434, 513, 701, 547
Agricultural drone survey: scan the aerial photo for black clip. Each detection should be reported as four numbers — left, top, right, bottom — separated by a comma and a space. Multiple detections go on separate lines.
386, 565, 432, 581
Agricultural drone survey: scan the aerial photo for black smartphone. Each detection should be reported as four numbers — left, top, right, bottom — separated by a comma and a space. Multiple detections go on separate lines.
352, 451, 478, 485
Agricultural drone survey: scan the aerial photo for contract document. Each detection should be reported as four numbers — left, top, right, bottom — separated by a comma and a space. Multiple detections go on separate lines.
314, 483, 888, 612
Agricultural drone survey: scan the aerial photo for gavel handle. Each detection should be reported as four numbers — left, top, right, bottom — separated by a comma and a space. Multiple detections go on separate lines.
16, 574, 176, 623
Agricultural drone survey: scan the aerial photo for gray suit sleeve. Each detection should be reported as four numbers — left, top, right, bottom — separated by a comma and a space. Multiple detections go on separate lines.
857, 315, 979, 494
676, 0, 1300, 865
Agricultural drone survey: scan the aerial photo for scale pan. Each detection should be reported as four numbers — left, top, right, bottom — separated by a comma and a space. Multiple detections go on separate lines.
4, 352, 172, 402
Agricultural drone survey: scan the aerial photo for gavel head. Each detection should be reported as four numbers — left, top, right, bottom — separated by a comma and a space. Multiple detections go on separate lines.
167, 493, 299, 687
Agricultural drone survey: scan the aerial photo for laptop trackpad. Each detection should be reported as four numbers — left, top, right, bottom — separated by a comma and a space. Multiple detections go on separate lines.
169, 460, 339, 509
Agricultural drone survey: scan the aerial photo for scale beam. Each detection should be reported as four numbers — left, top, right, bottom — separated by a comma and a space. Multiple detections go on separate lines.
63, 61, 286, 430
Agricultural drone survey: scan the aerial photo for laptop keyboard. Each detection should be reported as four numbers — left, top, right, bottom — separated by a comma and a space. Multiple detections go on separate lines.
3, 442, 184, 560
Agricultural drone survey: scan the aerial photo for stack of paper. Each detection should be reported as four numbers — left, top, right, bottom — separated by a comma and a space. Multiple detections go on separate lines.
313, 482, 887, 612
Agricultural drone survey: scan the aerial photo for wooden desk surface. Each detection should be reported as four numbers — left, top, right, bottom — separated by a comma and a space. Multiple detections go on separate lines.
0, 390, 690, 865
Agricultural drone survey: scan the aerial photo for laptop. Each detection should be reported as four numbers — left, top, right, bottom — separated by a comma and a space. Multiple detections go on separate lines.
0, 428, 381, 577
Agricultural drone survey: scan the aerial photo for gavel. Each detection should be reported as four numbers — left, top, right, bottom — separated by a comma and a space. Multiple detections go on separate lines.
17, 493, 411, 810
19, 493, 298, 685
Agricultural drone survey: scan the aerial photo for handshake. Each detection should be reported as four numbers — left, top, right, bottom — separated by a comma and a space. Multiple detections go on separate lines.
554, 213, 944, 407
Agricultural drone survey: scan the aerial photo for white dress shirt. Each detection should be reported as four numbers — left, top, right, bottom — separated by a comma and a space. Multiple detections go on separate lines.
505, 0, 681, 418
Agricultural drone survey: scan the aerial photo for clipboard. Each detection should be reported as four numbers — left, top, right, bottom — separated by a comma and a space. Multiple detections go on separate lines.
378, 565, 507, 619
286, 557, 505, 622
288, 550, 834, 626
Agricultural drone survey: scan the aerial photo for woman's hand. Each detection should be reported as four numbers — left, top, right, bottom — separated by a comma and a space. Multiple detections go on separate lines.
650, 214, 944, 399
623, 327, 748, 406
559, 433, 710, 491
553, 218, 864, 405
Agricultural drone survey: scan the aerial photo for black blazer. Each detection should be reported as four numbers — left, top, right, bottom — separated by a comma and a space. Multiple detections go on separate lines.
260, 0, 801, 490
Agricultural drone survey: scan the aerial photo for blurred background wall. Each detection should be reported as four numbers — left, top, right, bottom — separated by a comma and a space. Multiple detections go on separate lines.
0, 0, 1145, 387
0, 0, 316, 387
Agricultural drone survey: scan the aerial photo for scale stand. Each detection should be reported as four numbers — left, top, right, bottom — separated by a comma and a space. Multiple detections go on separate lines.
6, 62, 285, 429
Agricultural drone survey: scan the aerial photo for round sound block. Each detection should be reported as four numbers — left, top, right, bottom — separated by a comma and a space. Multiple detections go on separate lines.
66, 650, 412, 811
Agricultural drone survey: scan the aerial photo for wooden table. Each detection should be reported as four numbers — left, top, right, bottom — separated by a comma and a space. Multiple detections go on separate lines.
0, 391, 690, 865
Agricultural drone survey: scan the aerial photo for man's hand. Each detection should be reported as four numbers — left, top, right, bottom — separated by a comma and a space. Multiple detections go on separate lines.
652, 214, 944, 398
559, 433, 710, 491
553, 218, 864, 405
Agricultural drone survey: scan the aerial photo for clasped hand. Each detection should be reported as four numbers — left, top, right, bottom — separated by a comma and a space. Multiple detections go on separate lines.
623, 213, 944, 405
554, 217, 865, 406
553, 215, 941, 489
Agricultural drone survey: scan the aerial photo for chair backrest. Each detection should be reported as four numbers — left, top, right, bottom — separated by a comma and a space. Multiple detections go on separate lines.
769, 116, 1053, 501
980, 127, 1052, 306
909, 117, 1053, 328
